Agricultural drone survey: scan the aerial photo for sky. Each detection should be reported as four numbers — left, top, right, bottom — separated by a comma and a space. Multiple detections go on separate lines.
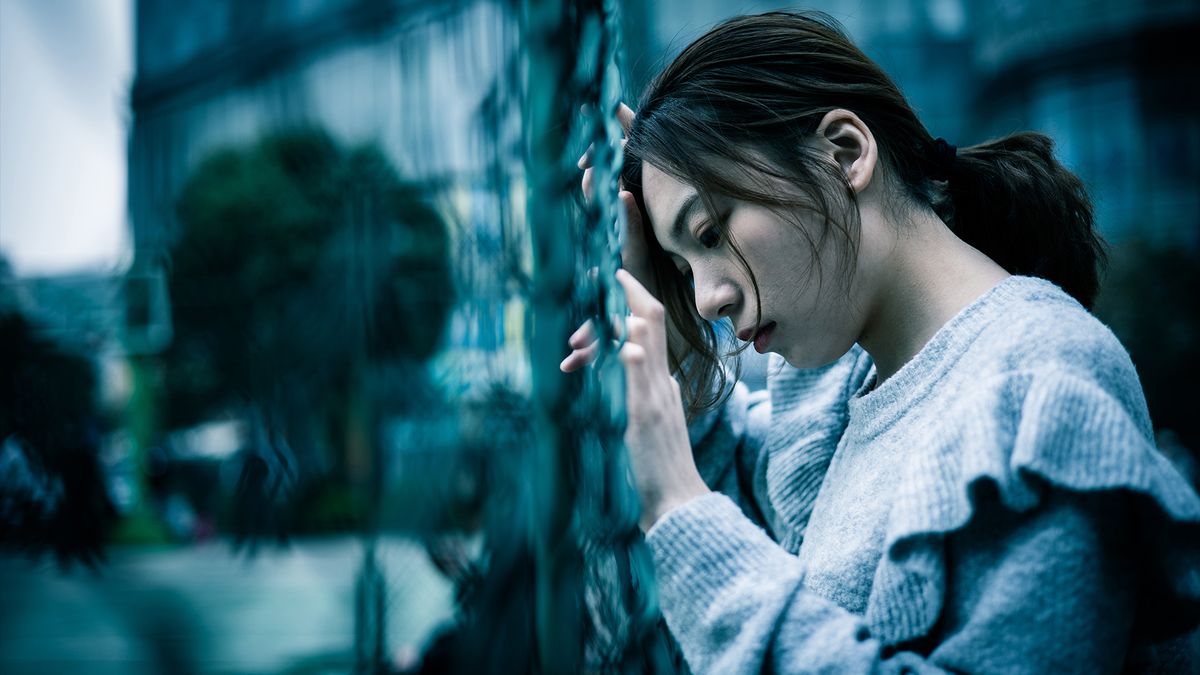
0, 0, 133, 277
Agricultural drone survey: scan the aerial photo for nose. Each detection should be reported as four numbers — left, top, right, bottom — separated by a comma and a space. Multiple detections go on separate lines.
693, 271, 738, 322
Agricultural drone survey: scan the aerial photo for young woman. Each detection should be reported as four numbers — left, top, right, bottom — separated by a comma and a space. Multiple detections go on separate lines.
561, 12, 1200, 673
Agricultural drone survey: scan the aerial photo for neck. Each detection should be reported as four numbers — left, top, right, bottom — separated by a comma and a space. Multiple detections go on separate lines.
856, 206, 1010, 383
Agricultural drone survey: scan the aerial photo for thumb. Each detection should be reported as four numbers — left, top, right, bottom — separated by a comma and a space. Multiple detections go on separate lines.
617, 103, 636, 133
620, 190, 652, 283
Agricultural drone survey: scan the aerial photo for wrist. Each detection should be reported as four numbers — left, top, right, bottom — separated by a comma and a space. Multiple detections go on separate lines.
639, 475, 710, 532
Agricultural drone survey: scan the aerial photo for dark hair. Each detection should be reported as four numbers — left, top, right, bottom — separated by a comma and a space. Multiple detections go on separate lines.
621, 11, 1106, 418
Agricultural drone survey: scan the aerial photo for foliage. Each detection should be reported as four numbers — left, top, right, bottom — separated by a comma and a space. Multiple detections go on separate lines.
165, 129, 453, 429
164, 129, 454, 539
0, 311, 115, 565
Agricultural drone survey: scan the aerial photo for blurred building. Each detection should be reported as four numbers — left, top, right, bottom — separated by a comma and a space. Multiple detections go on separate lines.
0, 261, 132, 413
970, 0, 1199, 247
2, 271, 123, 354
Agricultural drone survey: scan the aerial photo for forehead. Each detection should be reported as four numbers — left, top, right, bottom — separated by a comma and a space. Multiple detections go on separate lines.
641, 162, 698, 244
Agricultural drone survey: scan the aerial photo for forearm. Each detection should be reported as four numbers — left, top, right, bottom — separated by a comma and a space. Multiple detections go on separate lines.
647, 494, 936, 674
646, 489, 1138, 674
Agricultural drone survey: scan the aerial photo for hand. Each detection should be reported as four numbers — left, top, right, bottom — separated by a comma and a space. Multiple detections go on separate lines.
425, 534, 477, 585
617, 270, 709, 531
556, 172, 652, 372
579, 103, 655, 292
569, 106, 709, 530
565, 270, 709, 531
570, 103, 686, 369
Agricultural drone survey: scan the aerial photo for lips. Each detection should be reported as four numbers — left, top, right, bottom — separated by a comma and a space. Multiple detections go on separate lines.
753, 322, 776, 353
737, 322, 777, 354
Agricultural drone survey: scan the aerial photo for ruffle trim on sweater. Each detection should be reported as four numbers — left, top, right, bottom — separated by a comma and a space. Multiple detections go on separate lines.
866, 368, 1200, 646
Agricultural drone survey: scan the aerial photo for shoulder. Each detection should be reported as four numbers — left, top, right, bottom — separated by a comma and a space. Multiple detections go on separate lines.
972, 277, 1136, 389
946, 276, 1150, 436
887, 276, 1200, 535
871, 288, 1200, 645
929, 304, 1173, 513
892, 278, 1200, 542
861, 277, 1200, 647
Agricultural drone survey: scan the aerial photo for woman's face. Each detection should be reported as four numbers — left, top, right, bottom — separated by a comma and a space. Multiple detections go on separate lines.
640, 161, 867, 368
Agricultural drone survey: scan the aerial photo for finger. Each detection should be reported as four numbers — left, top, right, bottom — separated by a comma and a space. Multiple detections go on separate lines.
618, 341, 649, 380
624, 314, 661, 358
624, 315, 651, 345
624, 312, 666, 367
618, 342, 655, 400
577, 144, 594, 170
582, 167, 594, 202
616, 268, 664, 320
569, 319, 595, 349
560, 341, 600, 372
617, 102, 636, 133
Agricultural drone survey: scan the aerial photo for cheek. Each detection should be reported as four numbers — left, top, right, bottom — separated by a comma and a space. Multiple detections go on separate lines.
730, 207, 849, 314
775, 260, 862, 366
754, 239, 820, 309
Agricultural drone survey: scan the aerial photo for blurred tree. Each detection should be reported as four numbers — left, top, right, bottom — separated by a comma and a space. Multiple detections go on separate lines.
164, 128, 453, 538
0, 310, 114, 566
167, 130, 451, 423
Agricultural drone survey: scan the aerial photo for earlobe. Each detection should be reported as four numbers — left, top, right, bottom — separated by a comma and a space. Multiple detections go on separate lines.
816, 109, 877, 194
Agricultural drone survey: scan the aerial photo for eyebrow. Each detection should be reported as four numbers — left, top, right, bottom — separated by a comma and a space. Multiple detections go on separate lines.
667, 192, 703, 248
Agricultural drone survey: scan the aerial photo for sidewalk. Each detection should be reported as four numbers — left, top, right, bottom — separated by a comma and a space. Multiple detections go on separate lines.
0, 536, 454, 674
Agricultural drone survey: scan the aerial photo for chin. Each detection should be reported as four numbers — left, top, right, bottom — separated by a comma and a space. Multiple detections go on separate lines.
780, 338, 856, 370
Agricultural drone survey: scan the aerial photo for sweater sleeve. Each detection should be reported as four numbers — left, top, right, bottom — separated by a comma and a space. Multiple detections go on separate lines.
645, 487, 1140, 674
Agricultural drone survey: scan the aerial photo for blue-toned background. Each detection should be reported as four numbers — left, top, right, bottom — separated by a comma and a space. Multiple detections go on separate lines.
2, 1, 1196, 673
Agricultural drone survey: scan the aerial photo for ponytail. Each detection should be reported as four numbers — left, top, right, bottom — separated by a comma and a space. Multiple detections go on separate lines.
934, 132, 1107, 309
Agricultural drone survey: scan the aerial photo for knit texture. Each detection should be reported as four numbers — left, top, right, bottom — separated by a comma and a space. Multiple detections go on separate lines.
648, 275, 1200, 673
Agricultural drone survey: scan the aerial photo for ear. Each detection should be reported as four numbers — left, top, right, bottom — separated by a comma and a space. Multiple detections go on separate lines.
814, 109, 877, 194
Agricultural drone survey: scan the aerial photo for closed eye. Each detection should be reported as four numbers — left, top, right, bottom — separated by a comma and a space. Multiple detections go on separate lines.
696, 226, 720, 249
694, 210, 730, 249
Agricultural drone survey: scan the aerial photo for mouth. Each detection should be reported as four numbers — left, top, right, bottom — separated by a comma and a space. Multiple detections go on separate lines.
737, 321, 777, 354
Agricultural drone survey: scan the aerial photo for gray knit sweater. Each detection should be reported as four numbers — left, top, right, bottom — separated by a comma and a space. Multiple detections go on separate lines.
649, 275, 1200, 673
